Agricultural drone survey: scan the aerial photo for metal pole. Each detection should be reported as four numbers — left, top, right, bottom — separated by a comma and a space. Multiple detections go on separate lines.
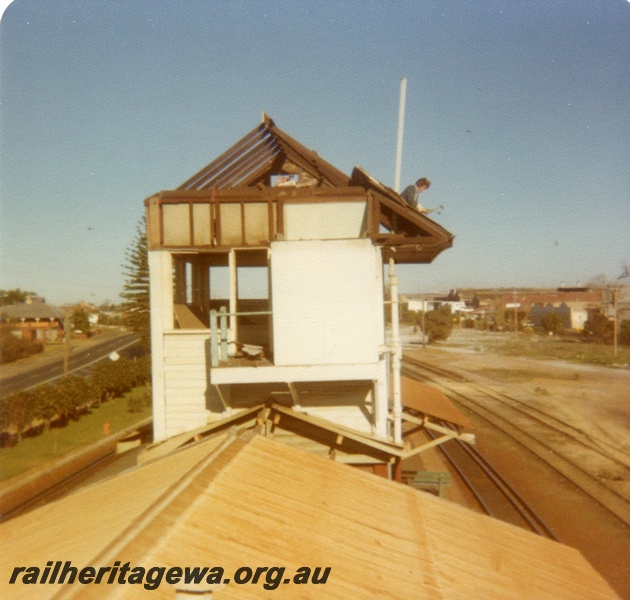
210, 309, 219, 367
389, 257, 402, 444
219, 306, 228, 360
394, 77, 407, 193
63, 308, 71, 377
228, 249, 238, 355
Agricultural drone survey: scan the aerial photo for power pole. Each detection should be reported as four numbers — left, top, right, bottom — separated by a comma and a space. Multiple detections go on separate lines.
612, 287, 619, 357
421, 293, 426, 348
63, 308, 72, 377
513, 288, 518, 334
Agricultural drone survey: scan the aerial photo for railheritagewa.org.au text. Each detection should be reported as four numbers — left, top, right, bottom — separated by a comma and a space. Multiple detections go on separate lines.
9, 561, 332, 591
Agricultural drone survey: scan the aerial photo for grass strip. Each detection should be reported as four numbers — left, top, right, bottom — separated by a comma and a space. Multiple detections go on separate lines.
0, 387, 151, 481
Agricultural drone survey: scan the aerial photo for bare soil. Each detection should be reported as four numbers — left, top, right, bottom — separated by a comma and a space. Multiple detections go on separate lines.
402, 328, 630, 599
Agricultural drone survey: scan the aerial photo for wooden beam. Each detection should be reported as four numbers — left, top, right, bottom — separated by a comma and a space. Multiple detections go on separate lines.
177, 125, 267, 190
373, 463, 390, 479
402, 433, 457, 458
424, 421, 458, 437
205, 137, 278, 189
391, 459, 402, 483
401, 412, 474, 444
188, 202, 194, 246
372, 234, 442, 246
265, 121, 351, 187
255, 407, 268, 432
400, 412, 427, 427
287, 382, 301, 409
269, 404, 403, 457
240, 200, 246, 245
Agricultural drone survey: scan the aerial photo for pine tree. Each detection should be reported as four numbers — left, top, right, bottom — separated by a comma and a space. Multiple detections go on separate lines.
121, 217, 150, 347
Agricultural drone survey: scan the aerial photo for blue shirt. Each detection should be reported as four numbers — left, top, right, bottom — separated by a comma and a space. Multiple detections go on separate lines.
400, 184, 418, 207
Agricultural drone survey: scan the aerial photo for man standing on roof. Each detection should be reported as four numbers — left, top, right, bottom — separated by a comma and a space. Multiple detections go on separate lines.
400, 178, 431, 212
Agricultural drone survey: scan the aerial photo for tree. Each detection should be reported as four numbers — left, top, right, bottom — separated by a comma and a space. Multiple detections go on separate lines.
96, 301, 123, 327
121, 217, 150, 347
417, 306, 453, 343
0, 289, 35, 306
494, 299, 506, 331
72, 307, 91, 335
583, 313, 614, 343
541, 313, 564, 335
0, 331, 44, 364
8, 390, 37, 441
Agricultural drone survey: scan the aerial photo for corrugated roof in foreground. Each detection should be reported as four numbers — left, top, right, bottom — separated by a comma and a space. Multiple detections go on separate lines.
0, 432, 618, 599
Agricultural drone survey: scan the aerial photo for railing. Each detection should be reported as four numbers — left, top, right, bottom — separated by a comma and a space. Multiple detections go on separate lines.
209, 307, 273, 367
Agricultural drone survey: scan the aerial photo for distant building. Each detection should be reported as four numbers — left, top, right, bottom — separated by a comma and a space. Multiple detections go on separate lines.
405, 289, 468, 315
418, 287, 608, 331
530, 302, 572, 329
509, 289, 603, 331
0, 296, 64, 342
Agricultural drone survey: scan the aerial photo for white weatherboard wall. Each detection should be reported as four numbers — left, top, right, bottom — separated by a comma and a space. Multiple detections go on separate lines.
149, 250, 172, 442
163, 332, 211, 437
283, 201, 367, 240
150, 251, 211, 440
149, 239, 390, 442
271, 239, 384, 366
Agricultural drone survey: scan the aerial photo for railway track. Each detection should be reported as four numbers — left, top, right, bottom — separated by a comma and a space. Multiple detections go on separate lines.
402, 355, 630, 530
0, 451, 118, 522
406, 358, 630, 470
0, 419, 152, 523
423, 423, 558, 539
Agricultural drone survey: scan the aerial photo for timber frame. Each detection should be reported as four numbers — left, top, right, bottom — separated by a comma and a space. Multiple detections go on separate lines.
144, 115, 466, 460
139, 397, 475, 478
145, 114, 454, 264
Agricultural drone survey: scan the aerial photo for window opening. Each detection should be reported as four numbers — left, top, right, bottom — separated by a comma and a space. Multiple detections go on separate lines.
173, 250, 273, 364
232, 249, 272, 362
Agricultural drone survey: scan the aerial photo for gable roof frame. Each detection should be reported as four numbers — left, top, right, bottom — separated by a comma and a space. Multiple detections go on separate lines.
178, 114, 350, 191
146, 116, 454, 263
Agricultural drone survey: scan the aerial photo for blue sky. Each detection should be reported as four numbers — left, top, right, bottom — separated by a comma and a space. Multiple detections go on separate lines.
1, 0, 628, 305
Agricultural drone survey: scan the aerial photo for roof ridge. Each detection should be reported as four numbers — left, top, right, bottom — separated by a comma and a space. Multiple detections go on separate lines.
54, 430, 256, 598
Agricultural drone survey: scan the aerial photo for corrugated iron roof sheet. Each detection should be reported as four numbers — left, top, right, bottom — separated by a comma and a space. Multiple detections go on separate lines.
0, 302, 64, 321
0, 432, 617, 599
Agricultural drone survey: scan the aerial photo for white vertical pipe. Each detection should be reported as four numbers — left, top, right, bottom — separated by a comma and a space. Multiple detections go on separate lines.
394, 77, 407, 193
389, 257, 402, 444
228, 249, 238, 354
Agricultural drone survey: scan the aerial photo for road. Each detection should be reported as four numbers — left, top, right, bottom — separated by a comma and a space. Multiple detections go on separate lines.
0, 332, 141, 397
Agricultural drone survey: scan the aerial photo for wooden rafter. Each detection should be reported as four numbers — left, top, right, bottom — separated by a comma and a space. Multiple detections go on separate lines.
147, 116, 454, 262
178, 125, 268, 190
178, 116, 350, 191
